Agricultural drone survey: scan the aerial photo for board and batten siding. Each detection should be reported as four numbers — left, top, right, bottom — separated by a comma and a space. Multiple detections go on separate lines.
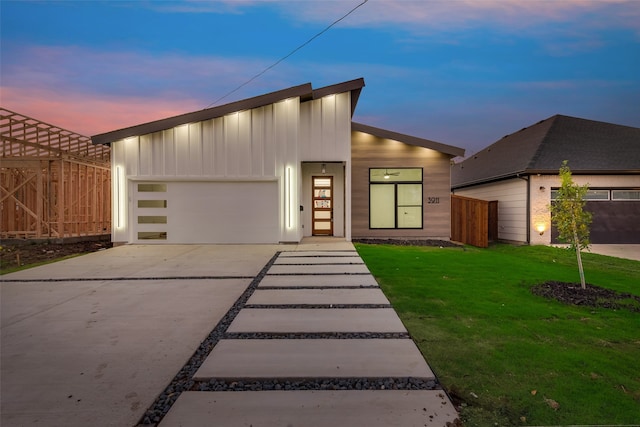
111, 98, 302, 243
350, 130, 453, 239
453, 178, 527, 243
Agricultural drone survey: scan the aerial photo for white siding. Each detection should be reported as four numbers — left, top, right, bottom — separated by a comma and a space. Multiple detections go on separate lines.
299, 92, 352, 161
454, 178, 528, 243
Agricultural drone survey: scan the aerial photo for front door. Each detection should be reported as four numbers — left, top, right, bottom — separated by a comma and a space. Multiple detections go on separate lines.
312, 176, 333, 236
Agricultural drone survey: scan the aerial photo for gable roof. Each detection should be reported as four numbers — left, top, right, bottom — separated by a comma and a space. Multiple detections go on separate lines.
351, 122, 465, 158
92, 78, 365, 145
451, 114, 640, 189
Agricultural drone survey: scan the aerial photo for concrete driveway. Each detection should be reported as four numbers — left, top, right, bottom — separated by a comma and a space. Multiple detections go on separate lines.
588, 244, 640, 261
1, 244, 281, 427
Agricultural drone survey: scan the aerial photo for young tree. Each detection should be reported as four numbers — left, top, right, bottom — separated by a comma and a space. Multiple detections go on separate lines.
550, 161, 592, 289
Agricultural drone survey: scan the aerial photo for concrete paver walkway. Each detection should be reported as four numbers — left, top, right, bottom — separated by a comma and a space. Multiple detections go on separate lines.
159, 244, 458, 426
1, 240, 459, 427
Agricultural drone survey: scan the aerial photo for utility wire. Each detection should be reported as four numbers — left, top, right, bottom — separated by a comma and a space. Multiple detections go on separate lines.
205, 0, 369, 108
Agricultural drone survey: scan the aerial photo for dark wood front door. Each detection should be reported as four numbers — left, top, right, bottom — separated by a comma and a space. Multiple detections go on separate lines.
312, 176, 333, 236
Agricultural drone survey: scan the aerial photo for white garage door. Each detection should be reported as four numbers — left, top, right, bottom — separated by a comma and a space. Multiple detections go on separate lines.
133, 181, 280, 244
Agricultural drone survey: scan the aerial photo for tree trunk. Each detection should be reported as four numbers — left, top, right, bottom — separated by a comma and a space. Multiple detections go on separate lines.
573, 228, 586, 289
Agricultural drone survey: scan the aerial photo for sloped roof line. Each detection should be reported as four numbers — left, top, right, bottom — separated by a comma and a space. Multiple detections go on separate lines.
451, 114, 640, 189
351, 121, 465, 158
525, 115, 557, 171
92, 78, 365, 145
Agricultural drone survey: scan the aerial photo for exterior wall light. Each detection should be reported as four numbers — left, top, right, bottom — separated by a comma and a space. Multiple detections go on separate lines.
536, 223, 546, 235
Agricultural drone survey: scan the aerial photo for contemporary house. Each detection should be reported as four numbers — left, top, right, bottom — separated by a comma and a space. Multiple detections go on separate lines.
451, 115, 640, 244
92, 78, 464, 245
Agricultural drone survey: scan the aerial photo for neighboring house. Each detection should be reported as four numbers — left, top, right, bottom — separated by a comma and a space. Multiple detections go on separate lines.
92, 78, 465, 245
451, 115, 640, 245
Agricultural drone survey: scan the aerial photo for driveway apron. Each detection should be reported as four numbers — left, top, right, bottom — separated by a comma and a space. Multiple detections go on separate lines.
1, 241, 459, 427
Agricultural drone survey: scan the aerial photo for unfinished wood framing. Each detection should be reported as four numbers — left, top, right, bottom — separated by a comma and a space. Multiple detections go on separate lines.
1, 108, 111, 240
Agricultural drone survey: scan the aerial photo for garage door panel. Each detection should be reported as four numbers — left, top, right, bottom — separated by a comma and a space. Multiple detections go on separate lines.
552, 201, 640, 244
165, 182, 279, 244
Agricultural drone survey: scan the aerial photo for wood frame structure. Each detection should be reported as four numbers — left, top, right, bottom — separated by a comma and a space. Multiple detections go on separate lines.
1, 108, 111, 240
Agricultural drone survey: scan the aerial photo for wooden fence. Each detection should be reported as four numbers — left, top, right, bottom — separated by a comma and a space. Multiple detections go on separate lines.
1, 108, 111, 240
451, 194, 498, 248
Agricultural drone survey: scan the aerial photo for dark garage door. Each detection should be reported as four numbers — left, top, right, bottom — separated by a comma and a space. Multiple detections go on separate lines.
552, 201, 640, 244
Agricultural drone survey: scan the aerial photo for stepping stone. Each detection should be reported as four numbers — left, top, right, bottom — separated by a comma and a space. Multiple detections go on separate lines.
227, 308, 406, 333
159, 390, 459, 427
274, 256, 363, 265
194, 339, 433, 379
268, 264, 370, 275
278, 251, 358, 257
246, 288, 390, 305
259, 274, 379, 288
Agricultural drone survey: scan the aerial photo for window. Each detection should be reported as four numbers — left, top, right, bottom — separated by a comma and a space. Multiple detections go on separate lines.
138, 183, 166, 192
612, 190, 640, 200
369, 168, 423, 229
551, 189, 610, 200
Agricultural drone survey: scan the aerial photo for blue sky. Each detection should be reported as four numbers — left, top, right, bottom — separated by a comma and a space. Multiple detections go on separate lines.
2, 0, 639, 156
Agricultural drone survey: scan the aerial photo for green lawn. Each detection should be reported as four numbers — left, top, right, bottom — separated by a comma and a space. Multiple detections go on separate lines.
354, 243, 640, 426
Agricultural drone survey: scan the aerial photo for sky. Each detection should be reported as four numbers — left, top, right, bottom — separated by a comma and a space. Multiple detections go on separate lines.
1, 0, 639, 157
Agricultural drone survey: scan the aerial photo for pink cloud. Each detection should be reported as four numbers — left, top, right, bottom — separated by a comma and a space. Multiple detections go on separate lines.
1, 85, 202, 136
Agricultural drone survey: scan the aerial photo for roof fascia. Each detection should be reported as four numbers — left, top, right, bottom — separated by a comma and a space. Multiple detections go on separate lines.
92, 83, 313, 145
352, 121, 465, 158
451, 172, 527, 190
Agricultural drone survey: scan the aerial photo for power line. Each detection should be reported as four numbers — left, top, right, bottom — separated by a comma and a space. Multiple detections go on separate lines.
205, 0, 369, 108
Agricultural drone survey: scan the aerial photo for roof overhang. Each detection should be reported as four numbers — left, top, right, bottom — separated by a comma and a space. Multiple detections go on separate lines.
452, 168, 640, 190
352, 121, 465, 158
92, 78, 365, 146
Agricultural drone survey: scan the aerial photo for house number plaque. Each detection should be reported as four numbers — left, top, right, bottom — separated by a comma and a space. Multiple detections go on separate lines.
427, 197, 440, 204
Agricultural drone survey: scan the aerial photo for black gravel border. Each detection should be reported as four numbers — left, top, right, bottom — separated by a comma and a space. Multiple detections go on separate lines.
224, 332, 411, 339
191, 377, 440, 392
352, 238, 461, 248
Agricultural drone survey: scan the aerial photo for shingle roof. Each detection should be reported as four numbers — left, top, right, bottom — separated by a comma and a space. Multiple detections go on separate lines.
451, 115, 640, 188
92, 78, 365, 145
352, 122, 465, 158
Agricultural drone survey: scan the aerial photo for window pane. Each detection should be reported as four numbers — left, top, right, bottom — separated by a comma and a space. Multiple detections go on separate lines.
612, 190, 640, 200
138, 216, 167, 224
370, 184, 395, 228
397, 184, 422, 205
138, 183, 166, 192
552, 189, 610, 200
314, 189, 331, 198
138, 232, 167, 240
138, 200, 167, 208
314, 178, 331, 187
370, 168, 422, 182
585, 190, 609, 200
398, 206, 422, 228
314, 211, 331, 219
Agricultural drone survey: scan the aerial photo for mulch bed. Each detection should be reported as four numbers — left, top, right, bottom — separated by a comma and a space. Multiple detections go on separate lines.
531, 281, 640, 312
352, 238, 461, 248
